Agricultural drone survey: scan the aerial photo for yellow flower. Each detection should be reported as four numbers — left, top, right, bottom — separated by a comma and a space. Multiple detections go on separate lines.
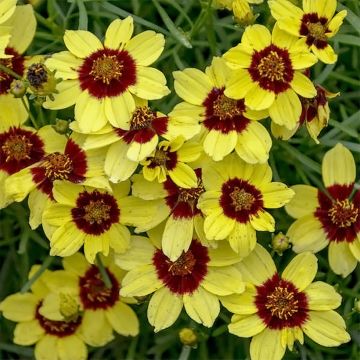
140, 136, 201, 188
197, 154, 294, 255
43, 17, 170, 133
0, 0, 16, 57
173, 57, 271, 163
269, 0, 347, 64
42, 180, 156, 263
221, 245, 350, 360
0, 265, 88, 360
117, 235, 244, 332
286, 143, 360, 277
224, 24, 317, 130
41, 253, 139, 346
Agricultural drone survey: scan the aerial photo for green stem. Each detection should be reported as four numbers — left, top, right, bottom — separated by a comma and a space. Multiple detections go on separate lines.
21, 98, 39, 129
21, 256, 53, 293
0, 63, 22, 80
178, 346, 191, 360
96, 255, 112, 288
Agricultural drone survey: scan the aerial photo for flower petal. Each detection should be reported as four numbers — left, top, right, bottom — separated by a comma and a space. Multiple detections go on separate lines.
285, 185, 319, 219
250, 329, 286, 360
64, 29, 103, 58
104, 17, 134, 50
229, 314, 266, 337
305, 281, 341, 311
328, 241, 357, 278
106, 301, 139, 336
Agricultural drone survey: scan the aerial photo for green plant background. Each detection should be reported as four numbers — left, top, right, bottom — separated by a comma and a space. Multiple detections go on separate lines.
0, 0, 359, 359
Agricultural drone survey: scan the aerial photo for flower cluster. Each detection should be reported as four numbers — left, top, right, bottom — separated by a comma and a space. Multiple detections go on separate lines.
0, 1, 356, 360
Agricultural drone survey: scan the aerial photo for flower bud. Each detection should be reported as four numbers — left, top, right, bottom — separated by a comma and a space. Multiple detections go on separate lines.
179, 328, 198, 347
10, 79, 27, 98
59, 293, 80, 322
52, 119, 69, 135
271, 232, 290, 255
353, 299, 360, 313
233, 0, 257, 26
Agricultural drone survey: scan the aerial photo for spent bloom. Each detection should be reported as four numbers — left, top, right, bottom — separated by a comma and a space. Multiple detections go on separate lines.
286, 143, 360, 277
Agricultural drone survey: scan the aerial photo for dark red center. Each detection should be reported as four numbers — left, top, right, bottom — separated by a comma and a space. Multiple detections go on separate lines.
202, 87, 250, 134
31, 139, 87, 198
0, 127, 45, 175
153, 240, 209, 295
248, 44, 294, 94
78, 48, 136, 99
115, 106, 168, 145
71, 190, 120, 235
255, 273, 308, 330
79, 266, 120, 310
146, 146, 177, 171
220, 178, 263, 223
164, 169, 204, 219
300, 85, 327, 125
315, 184, 360, 243
35, 303, 81, 337
0, 47, 25, 95
300, 13, 329, 49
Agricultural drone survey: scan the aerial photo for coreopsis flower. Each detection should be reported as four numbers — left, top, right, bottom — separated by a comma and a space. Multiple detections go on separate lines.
286, 143, 360, 277
140, 136, 201, 188
41, 253, 139, 346
131, 169, 206, 260
224, 24, 317, 130
42, 180, 156, 263
117, 235, 245, 332
5, 133, 107, 229
0, 266, 88, 360
221, 245, 350, 360
269, 0, 347, 64
43, 17, 170, 133
173, 57, 271, 163
0, 4, 36, 111
197, 154, 294, 255
0, 0, 16, 57
271, 84, 338, 143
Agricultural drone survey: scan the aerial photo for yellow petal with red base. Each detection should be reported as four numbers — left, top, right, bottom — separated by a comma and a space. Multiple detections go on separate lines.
285, 185, 319, 219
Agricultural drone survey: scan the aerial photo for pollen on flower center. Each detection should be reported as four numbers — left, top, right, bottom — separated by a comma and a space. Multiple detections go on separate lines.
258, 51, 286, 82
42, 153, 73, 180
229, 186, 255, 211
2, 135, 32, 161
213, 94, 243, 120
130, 106, 156, 130
0, 57, 13, 81
83, 200, 112, 225
90, 54, 123, 84
265, 286, 299, 320
152, 148, 169, 166
328, 199, 358, 228
168, 251, 196, 276
307, 22, 327, 41
26, 63, 48, 88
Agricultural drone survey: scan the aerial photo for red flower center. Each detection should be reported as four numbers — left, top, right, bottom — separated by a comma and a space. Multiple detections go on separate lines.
35, 303, 81, 337
71, 190, 120, 235
300, 13, 328, 49
0, 47, 25, 95
249, 45, 294, 94
203, 88, 250, 134
41, 153, 73, 180
146, 146, 178, 171
153, 240, 209, 295
0, 127, 45, 175
79, 266, 120, 310
78, 48, 136, 99
328, 199, 358, 228
220, 178, 263, 223
255, 273, 308, 329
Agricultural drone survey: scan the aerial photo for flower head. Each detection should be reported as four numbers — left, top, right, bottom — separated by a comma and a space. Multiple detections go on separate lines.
286, 143, 360, 277
221, 245, 350, 360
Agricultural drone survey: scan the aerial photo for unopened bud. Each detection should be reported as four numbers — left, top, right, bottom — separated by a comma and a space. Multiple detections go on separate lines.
52, 119, 69, 135
353, 299, 360, 313
10, 79, 27, 98
179, 328, 198, 347
271, 232, 290, 255
26, 63, 58, 99
233, 0, 257, 26
59, 293, 79, 322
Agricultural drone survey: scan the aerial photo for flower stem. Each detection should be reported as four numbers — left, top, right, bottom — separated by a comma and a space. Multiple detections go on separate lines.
21, 256, 53, 293
0, 63, 22, 80
21, 98, 40, 129
96, 255, 112, 288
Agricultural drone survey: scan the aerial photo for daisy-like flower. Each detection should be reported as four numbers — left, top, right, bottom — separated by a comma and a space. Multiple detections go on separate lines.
286, 143, 360, 277
117, 235, 245, 332
271, 84, 338, 143
40, 253, 139, 347
197, 154, 294, 255
0, 4, 36, 110
221, 244, 350, 360
0, 266, 88, 360
0, 0, 16, 56
131, 169, 206, 260
174, 57, 271, 163
140, 136, 201, 188
43, 17, 170, 133
5, 133, 107, 229
224, 24, 318, 130
269, 0, 347, 64
42, 180, 156, 263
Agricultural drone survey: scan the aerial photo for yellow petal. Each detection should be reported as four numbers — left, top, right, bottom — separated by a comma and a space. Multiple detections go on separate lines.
245, 85, 275, 111
271, 121, 298, 140
260, 182, 294, 208
168, 163, 198, 189
250, 329, 286, 360
220, 286, 257, 314
268, 0, 303, 21
104, 92, 135, 129
311, 44, 337, 64
45, 51, 82, 80
225, 69, 255, 99
5, 168, 35, 202
57, 335, 88, 360
229, 314, 266, 337
328, 241, 357, 278
183, 287, 220, 327
85, 234, 109, 264
271, 22, 299, 49
127, 134, 158, 162
305, 281, 341, 311
204, 130, 237, 161
327, 10, 347, 36
208, 241, 244, 266
228, 222, 256, 256
322, 143, 356, 187
107, 223, 130, 254
204, 211, 236, 240
106, 301, 139, 336
147, 287, 183, 332
42, 203, 72, 227
285, 185, 318, 219
13, 320, 44, 346
205, 57, 231, 88
62, 253, 89, 276
349, 237, 360, 261
250, 210, 275, 232
52, 181, 81, 206
104, 17, 134, 50
282, 252, 317, 291
287, 215, 329, 253
0, 94, 27, 129
34, 335, 57, 360
0, 0, 16, 24
290, 71, 317, 98
64, 29, 103, 58
0, 293, 38, 322
315, 0, 336, 19
42, 80, 81, 110
302, 310, 350, 347
29, 190, 50, 230
290, 47, 318, 69
242, 24, 271, 51
223, 45, 252, 69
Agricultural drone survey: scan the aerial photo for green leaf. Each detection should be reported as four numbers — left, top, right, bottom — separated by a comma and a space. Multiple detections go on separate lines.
77, 0, 88, 30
